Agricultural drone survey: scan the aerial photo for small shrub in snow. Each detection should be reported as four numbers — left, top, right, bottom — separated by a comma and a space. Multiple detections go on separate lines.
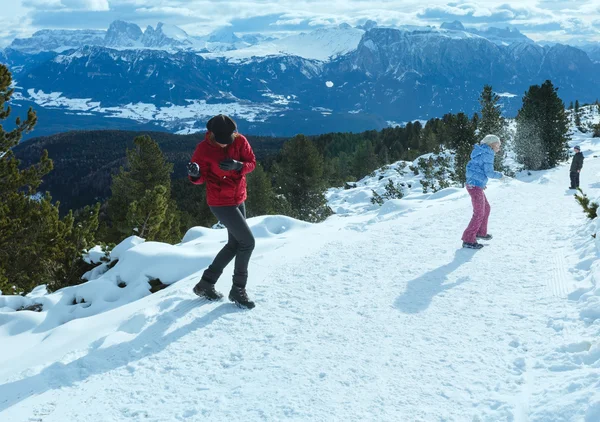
17, 303, 43, 312
371, 180, 405, 206
371, 191, 385, 206
395, 163, 407, 176
417, 155, 453, 193
593, 124, 600, 138
575, 189, 599, 220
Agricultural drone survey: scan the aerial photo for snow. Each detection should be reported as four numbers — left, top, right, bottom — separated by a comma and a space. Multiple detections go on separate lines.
2, 109, 600, 420
202, 25, 364, 62
19, 89, 285, 127
159, 24, 189, 42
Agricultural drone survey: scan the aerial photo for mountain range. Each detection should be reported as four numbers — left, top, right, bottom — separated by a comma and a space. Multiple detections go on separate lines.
2, 20, 600, 139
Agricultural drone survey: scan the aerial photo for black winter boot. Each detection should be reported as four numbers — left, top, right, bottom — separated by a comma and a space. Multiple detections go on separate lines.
229, 285, 255, 309
193, 279, 223, 300
476, 234, 493, 240
462, 241, 484, 250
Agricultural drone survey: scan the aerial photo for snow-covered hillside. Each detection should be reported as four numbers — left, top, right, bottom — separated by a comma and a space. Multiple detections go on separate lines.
2, 112, 600, 420
202, 24, 365, 62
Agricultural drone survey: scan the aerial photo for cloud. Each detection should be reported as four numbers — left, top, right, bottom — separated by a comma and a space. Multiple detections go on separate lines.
22, 0, 62, 8
5, 0, 600, 44
536, 0, 591, 11
23, 0, 110, 10
416, 3, 532, 23
62, 0, 110, 11
135, 6, 198, 18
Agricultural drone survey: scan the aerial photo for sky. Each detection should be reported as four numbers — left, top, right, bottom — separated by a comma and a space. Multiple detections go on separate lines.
0, 0, 599, 47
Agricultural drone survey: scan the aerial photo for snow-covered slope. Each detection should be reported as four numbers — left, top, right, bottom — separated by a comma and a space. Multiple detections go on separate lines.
2, 112, 600, 420
203, 24, 365, 61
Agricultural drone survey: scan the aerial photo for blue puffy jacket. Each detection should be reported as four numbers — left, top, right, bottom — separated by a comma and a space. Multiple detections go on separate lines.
465, 144, 503, 188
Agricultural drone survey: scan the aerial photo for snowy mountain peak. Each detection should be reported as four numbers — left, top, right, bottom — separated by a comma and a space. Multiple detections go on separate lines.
207, 28, 242, 44
8, 29, 106, 53
360, 20, 378, 31
202, 24, 364, 61
441, 20, 465, 31
141, 22, 195, 49
105, 20, 143, 48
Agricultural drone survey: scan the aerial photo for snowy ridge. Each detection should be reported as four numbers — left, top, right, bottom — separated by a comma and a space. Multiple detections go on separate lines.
6, 20, 535, 59
1, 110, 600, 419
203, 24, 365, 62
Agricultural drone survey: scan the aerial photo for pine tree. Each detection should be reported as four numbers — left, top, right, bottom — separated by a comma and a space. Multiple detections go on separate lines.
377, 145, 390, 167
575, 99, 582, 129
273, 135, 332, 223
246, 162, 275, 217
514, 80, 570, 170
471, 113, 479, 129
171, 178, 214, 230
0, 64, 65, 294
477, 85, 508, 171
53, 203, 101, 289
445, 113, 477, 185
126, 185, 168, 239
108, 135, 180, 243
352, 141, 379, 179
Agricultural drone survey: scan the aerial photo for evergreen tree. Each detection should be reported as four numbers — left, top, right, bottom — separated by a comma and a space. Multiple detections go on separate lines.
246, 162, 275, 217
471, 112, 479, 128
352, 141, 379, 179
477, 85, 507, 171
445, 113, 477, 185
273, 135, 332, 223
126, 185, 169, 239
108, 135, 179, 242
514, 80, 570, 170
0, 64, 67, 294
171, 178, 214, 230
377, 145, 390, 167
575, 99, 582, 129
53, 203, 101, 289
569, 101, 574, 110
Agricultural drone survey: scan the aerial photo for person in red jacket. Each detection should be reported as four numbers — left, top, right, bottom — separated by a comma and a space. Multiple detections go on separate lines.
187, 114, 257, 309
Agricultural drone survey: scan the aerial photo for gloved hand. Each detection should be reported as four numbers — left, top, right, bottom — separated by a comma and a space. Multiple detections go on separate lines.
187, 162, 200, 178
219, 159, 243, 171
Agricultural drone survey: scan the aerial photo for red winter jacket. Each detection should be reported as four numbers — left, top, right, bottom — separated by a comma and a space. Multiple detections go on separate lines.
188, 132, 256, 207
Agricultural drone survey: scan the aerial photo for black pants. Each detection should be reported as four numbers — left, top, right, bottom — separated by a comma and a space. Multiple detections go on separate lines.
202, 203, 255, 287
570, 171, 580, 188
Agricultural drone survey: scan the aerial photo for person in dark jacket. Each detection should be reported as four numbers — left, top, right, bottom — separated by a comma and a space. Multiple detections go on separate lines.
569, 146, 584, 189
187, 114, 257, 309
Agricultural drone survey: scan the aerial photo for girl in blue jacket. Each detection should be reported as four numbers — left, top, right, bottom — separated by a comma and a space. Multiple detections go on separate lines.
462, 134, 504, 249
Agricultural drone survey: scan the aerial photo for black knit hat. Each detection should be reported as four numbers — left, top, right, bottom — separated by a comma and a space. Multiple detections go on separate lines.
574, 145, 581, 151
207, 114, 237, 145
